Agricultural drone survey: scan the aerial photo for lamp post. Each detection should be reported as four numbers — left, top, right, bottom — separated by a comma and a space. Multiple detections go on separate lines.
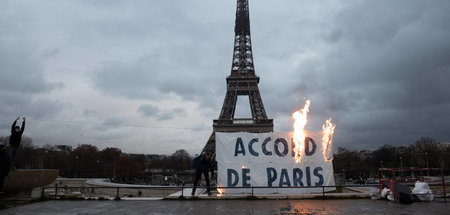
44, 150, 49, 169
425, 152, 430, 176
75, 156, 79, 178
342, 168, 345, 186
400, 157, 403, 169
380, 160, 383, 179
96, 160, 100, 178
113, 164, 116, 179
400, 157, 403, 179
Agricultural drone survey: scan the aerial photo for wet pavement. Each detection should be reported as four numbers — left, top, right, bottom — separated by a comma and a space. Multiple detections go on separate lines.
1, 199, 449, 214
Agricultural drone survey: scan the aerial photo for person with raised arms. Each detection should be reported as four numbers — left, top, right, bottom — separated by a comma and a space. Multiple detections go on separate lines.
9, 117, 25, 170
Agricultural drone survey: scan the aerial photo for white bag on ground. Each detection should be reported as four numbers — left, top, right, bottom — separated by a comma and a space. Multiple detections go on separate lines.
381, 187, 390, 198
412, 181, 434, 201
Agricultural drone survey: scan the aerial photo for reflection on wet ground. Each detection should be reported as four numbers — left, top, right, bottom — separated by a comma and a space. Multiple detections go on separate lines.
1, 199, 449, 214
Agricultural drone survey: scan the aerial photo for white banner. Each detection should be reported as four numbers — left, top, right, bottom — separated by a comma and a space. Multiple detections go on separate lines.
216, 132, 335, 194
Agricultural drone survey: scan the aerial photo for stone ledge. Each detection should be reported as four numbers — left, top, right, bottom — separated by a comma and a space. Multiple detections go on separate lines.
3, 169, 59, 197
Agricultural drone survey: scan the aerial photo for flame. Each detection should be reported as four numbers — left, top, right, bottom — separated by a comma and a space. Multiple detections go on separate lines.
217, 186, 224, 197
292, 100, 311, 163
322, 118, 336, 161
242, 165, 246, 169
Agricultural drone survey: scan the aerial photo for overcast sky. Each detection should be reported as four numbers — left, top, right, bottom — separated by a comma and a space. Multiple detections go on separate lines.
1, 0, 449, 155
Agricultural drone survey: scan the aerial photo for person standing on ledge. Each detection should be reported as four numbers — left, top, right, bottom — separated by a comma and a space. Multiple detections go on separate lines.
191, 151, 215, 196
9, 117, 25, 170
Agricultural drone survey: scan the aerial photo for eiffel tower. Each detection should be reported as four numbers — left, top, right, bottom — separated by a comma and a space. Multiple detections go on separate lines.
203, 0, 273, 154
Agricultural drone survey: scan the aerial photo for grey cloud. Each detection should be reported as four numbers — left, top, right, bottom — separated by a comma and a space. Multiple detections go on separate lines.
0, 40, 61, 94
90, 117, 129, 133
90, 45, 226, 113
138, 104, 186, 121
83, 109, 98, 117
138, 104, 159, 117
25, 98, 68, 119
42, 48, 60, 58
0, 92, 30, 115
86, 1, 232, 112
91, 60, 161, 99
0, 92, 66, 120
156, 108, 186, 121
102, 117, 127, 127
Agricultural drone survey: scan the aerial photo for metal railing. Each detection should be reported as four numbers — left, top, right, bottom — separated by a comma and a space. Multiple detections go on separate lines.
41, 183, 448, 200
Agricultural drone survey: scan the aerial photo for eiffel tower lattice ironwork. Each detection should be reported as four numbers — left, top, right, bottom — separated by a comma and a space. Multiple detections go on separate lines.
203, 0, 273, 153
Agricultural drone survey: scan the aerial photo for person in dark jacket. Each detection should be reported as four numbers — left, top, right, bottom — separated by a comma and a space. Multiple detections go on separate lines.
191, 151, 215, 196
0, 142, 10, 192
9, 117, 25, 170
